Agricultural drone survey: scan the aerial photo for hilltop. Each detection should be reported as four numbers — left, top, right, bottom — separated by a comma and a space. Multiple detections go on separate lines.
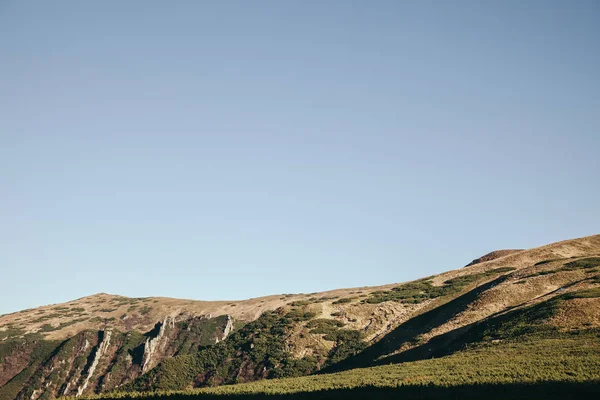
1, 234, 599, 399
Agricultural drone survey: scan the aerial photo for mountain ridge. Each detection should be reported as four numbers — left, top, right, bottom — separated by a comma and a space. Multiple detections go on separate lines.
1, 234, 599, 399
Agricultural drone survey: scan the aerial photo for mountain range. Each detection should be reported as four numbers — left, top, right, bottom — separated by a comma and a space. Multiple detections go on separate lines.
1, 234, 599, 400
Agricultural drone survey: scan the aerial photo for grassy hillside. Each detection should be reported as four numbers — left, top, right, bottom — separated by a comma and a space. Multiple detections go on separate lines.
2, 234, 600, 399
73, 287, 600, 399
71, 333, 600, 399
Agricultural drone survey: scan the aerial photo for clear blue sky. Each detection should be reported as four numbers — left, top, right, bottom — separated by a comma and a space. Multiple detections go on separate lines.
1, 1, 599, 315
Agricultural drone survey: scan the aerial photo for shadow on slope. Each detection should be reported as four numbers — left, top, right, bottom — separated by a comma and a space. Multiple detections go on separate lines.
378, 286, 600, 366
323, 274, 510, 372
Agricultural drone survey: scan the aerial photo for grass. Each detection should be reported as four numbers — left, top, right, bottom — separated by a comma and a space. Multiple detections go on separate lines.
0, 325, 26, 340
562, 257, 600, 271
364, 267, 515, 304
125, 273, 591, 396
140, 306, 152, 315
331, 298, 354, 305
74, 330, 600, 399
524, 257, 600, 279
37, 317, 89, 333
289, 297, 339, 307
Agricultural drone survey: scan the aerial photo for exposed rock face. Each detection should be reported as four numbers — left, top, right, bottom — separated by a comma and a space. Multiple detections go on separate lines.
1, 315, 232, 400
142, 317, 173, 373
77, 330, 111, 396
215, 315, 234, 343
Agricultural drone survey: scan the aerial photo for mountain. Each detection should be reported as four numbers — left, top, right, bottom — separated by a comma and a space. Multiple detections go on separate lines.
1, 234, 599, 400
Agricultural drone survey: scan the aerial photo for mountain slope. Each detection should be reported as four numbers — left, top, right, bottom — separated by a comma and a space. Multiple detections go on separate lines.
464, 249, 523, 267
1, 234, 599, 399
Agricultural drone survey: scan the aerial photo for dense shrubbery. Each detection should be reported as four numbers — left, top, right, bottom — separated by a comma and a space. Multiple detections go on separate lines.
172, 316, 230, 355
128, 310, 318, 391
365, 268, 515, 304
127, 305, 370, 393
284, 309, 316, 322
304, 319, 366, 367
77, 329, 600, 400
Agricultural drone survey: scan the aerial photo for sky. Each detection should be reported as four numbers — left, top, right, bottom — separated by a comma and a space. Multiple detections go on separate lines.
1, 0, 599, 315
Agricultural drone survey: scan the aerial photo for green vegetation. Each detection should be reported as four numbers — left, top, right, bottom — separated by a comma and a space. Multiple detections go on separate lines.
140, 306, 152, 315
0, 324, 26, 340
0, 338, 60, 400
112, 297, 142, 307
172, 316, 232, 355
562, 257, 600, 271
525, 257, 600, 279
71, 285, 600, 399
306, 319, 345, 335
4, 250, 600, 400
289, 297, 339, 307
102, 331, 148, 389
524, 270, 556, 278
534, 258, 566, 266
374, 287, 600, 368
288, 300, 311, 307
332, 298, 354, 305
30, 312, 65, 323
74, 330, 600, 400
125, 307, 364, 393
365, 268, 515, 304
285, 309, 316, 322
303, 319, 366, 367
37, 317, 88, 333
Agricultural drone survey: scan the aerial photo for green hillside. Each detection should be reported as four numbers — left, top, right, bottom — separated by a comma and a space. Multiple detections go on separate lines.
73, 287, 600, 400
2, 235, 600, 400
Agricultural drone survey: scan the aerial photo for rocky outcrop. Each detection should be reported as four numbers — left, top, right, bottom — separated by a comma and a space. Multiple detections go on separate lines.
216, 315, 234, 343
141, 317, 174, 373
2, 315, 232, 400
76, 330, 111, 396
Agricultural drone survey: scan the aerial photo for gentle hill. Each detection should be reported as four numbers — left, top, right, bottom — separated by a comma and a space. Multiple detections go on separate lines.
1, 234, 599, 399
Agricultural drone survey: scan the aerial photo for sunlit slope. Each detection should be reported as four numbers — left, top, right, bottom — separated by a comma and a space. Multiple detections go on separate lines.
1, 234, 599, 399
76, 288, 600, 399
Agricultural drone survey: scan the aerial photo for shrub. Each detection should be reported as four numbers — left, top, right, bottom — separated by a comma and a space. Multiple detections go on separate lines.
332, 298, 354, 305
365, 268, 515, 304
